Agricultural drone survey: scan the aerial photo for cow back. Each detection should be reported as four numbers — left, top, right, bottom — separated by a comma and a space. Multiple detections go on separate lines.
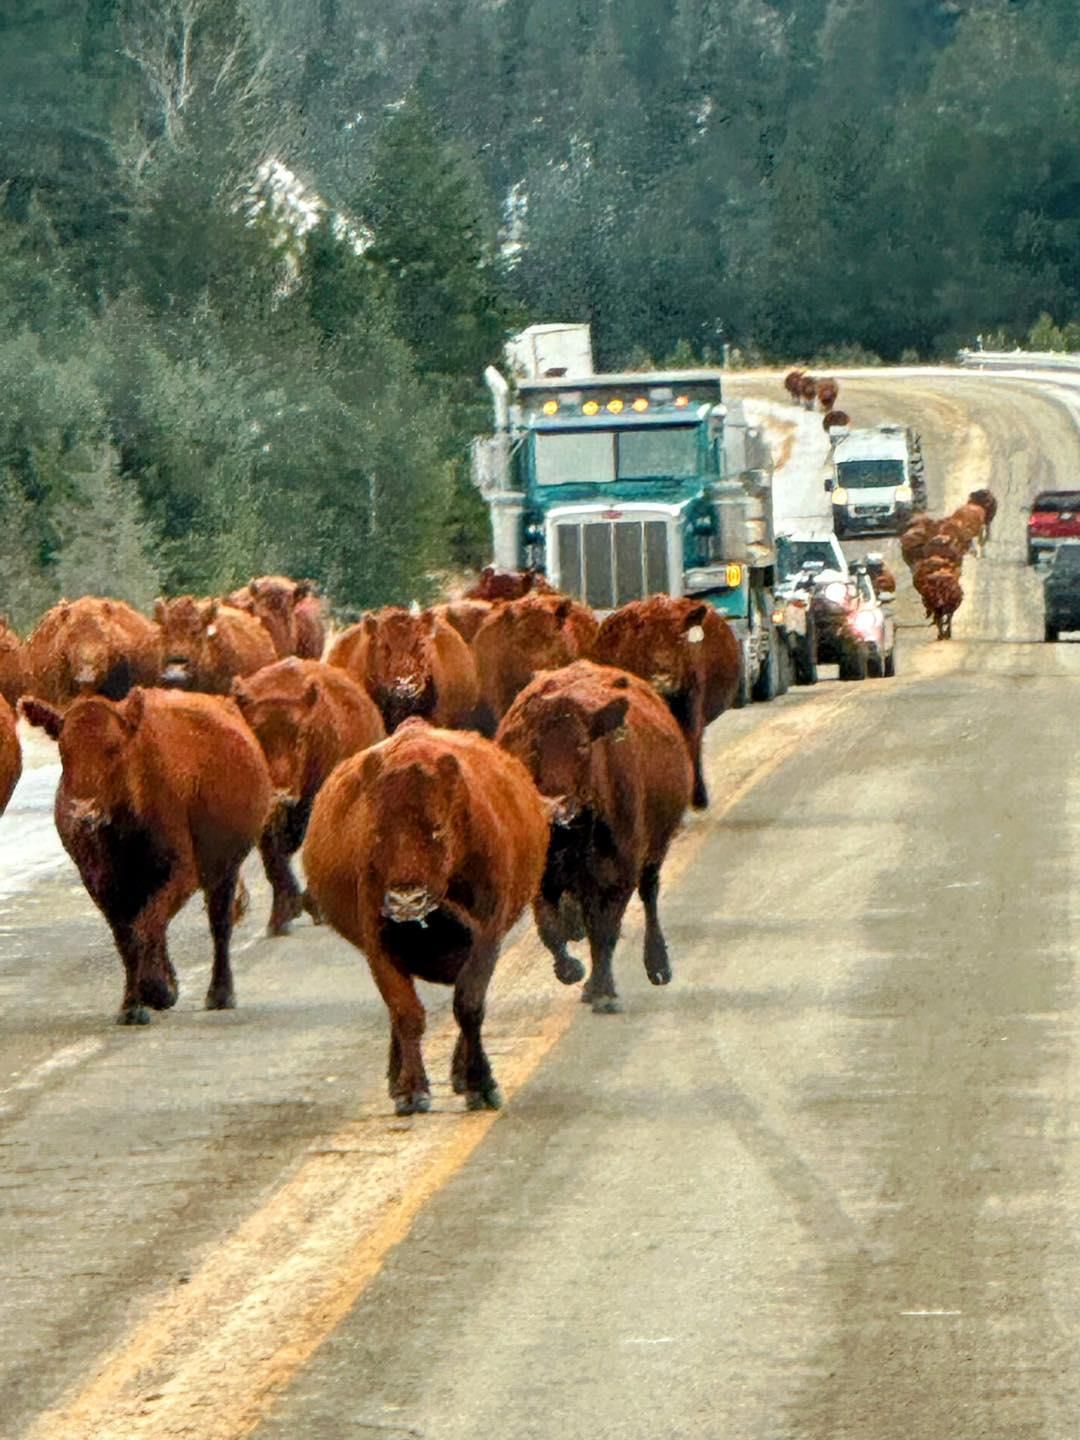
0, 621, 28, 708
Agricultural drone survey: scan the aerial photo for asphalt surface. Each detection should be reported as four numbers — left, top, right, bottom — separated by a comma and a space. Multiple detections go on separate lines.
2, 372, 1078, 1440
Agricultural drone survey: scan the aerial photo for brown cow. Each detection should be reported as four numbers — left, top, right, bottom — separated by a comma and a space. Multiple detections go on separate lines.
430, 599, 495, 646
497, 660, 693, 1014
912, 556, 959, 595
232, 659, 385, 935
25, 597, 162, 707
593, 595, 740, 809
303, 720, 549, 1114
21, 689, 272, 1024
0, 695, 22, 817
950, 501, 989, 556
915, 567, 963, 639
0, 620, 28, 708
471, 593, 597, 733
823, 409, 850, 432
226, 576, 316, 658
784, 368, 806, 402
799, 374, 818, 409
155, 596, 277, 694
464, 567, 555, 602
899, 515, 940, 568
326, 606, 479, 733
816, 377, 840, 411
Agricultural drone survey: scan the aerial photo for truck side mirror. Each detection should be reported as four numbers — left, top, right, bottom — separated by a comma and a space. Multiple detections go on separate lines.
824, 477, 834, 493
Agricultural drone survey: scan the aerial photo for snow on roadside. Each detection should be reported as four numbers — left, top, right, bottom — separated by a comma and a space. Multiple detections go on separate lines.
740, 397, 834, 535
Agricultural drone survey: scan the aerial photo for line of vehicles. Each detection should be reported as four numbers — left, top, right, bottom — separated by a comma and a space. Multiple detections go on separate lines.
472, 325, 914, 695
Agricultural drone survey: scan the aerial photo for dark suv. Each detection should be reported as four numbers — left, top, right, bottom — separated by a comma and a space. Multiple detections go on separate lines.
1042, 541, 1080, 640
1027, 490, 1080, 564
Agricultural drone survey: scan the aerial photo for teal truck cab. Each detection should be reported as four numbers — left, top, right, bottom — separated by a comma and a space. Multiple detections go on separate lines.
471, 326, 785, 701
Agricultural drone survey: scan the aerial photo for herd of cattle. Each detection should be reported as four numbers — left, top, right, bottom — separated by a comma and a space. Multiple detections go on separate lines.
0, 571, 747, 1116
899, 488, 998, 638
783, 368, 847, 431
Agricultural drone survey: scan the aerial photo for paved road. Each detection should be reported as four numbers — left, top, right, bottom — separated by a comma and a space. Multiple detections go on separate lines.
2, 374, 1078, 1440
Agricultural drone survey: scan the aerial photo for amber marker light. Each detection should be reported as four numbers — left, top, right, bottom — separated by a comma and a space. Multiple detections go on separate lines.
607, 398, 624, 413
632, 398, 649, 412
542, 400, 559, 416
726, 563, 743, 586
582, 400, 600, 416
674, 395, 690, 408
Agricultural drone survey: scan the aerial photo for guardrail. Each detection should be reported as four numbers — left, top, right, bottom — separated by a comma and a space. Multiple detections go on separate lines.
956, 348, 1080, 373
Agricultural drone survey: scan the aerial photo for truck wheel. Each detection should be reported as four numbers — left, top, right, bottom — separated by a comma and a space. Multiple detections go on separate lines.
793, 629, 818, 686
867, 647, 885, 678
751, 636, 779, 702
884, 647, 896, 677
734, 642, 752, 708
839, 640, 868, 681
1027, 544, 1037, 566
1045, 620, 1059, 643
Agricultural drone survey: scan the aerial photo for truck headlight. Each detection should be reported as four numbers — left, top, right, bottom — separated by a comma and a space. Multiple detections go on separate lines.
895, 484, 912, 502
832, 487, 848, 505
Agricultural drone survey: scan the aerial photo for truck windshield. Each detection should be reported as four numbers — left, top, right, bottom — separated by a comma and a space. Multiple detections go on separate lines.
837, 459, 906, 489
777, 538, 838, 577
534, 426, 698, 485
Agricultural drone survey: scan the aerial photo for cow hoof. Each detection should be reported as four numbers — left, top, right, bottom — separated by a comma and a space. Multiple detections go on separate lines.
302, 890, 324, 926
466, 1083, 503, 1111
394, 1092, 431, 1116
590, 995, 622, 1015
555, 955, 586, 985
692, 782, 709, 810
204, 989, 236, 1011
118, 1005, 152, 1026
139, 976, 178, 1011
646, 962, 672, 986
266, 919, 292, 938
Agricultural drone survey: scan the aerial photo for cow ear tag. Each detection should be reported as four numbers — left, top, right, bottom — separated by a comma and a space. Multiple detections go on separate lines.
686, 625, 705, 644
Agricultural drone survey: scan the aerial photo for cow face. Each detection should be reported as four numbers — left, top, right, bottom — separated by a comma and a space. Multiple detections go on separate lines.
365, 610, 437, 730
362, 746, 466, 915
156, 596, 211, 687
62, 601, 116, 693
233, 670, 320, 804
49, 691, 143, 826
501, 597, 578, 674
523, 689, 630, 826
245, 577, 300, 656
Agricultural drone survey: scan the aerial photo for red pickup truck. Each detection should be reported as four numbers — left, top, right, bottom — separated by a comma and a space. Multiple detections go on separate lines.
1027, 490, 1080, 564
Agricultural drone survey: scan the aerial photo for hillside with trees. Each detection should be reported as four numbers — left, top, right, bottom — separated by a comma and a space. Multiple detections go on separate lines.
0, 0, 1076, 619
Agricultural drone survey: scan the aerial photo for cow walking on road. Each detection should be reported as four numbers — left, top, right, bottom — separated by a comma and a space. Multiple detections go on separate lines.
303, 720, 549, 1115
22, 689, 272, 1025
497, 660, 693, 1014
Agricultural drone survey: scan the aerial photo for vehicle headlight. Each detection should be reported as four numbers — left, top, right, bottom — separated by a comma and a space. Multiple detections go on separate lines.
895, 484, 912, 502
852, 610, 879, 636
823, 582, 848, 605
832, 487, 848, 505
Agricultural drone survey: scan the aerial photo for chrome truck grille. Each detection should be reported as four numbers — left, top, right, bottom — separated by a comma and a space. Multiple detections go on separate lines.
555, 519, 670, 609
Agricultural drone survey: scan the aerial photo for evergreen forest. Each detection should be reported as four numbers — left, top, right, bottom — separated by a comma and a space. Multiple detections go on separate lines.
2, 0, 1078, 620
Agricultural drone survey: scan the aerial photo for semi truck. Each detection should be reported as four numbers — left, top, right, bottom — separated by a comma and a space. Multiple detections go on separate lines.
471, 323, 787, 700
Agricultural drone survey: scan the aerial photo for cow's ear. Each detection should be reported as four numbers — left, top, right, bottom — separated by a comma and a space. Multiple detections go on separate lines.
683, 603, 709, 630
554, 598, 573, 625
294, 580, 313, 602
102, 600, 113, 616
420, 610, 436, 633
303, 680, 320, 710
124, 687, 147, 732
610, 674, 631, 690
153, 598, 167, 624
588, 695, 630, 741
231, 679, 250, 711
249, 580, 261, 597
202, 599, 219, 624
361, 613, 377, 639
20, 697, 64, 740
